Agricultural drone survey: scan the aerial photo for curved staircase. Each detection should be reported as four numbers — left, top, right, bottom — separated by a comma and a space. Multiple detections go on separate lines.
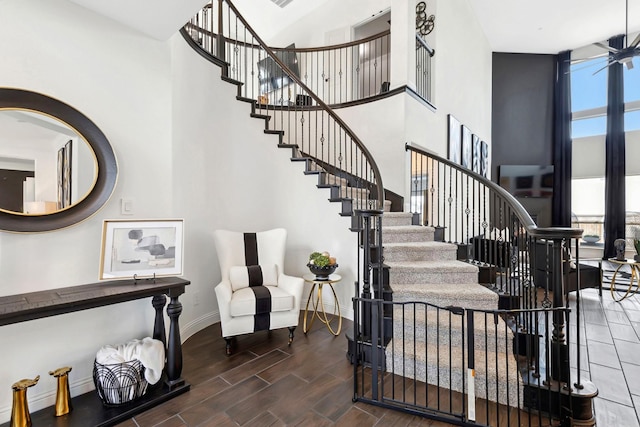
381, 212, 521, 406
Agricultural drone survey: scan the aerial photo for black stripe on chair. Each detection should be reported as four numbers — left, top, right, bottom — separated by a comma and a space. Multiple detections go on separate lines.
252, 286, 272, 314
253, 286, 271, 331
244, 232, 259, 266
247, 265, 264, 287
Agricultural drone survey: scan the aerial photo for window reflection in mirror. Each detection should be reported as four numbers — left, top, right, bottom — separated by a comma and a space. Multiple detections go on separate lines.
0, 109, 97, 215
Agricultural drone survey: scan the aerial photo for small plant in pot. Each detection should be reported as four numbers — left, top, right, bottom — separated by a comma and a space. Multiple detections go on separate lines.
634, 239, 640, 262
307, 251, 338, 279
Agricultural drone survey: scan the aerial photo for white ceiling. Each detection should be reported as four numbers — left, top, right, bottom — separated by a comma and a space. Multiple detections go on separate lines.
67, 0, 640, 54
470, 0, 640, 54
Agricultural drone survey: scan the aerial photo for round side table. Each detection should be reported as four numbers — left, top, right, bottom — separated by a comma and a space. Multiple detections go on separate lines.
608, 258, 640, 301
303, 273, 342, 336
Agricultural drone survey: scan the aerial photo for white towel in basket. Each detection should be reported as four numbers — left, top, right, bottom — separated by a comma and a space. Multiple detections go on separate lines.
96, 337, 165, 385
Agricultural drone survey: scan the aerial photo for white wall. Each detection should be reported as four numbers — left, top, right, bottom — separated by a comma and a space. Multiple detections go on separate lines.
0, 0, 493, 421
0, 0, 362, 421
271, 0, 493, 201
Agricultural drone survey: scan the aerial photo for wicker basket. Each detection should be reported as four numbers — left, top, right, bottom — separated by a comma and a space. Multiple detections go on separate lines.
93, 359, 148, 406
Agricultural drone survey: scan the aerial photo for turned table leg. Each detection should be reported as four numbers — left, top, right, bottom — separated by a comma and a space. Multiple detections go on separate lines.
152, 295, 167, 346
165, 295, 184, 389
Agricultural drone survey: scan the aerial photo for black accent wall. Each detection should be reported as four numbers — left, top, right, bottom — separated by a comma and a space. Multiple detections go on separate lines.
492, 53, 555, 177
492, 53, 556, 226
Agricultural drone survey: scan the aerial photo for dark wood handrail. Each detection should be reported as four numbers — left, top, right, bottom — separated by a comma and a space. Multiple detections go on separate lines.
405, 142, 582, 240
184, 21, 389, 54
272, 30, 390, 53
223, 0, 385, 207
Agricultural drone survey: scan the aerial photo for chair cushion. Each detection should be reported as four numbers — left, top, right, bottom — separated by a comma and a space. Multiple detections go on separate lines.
229, 285, 294, 317
229, 264, 278, 292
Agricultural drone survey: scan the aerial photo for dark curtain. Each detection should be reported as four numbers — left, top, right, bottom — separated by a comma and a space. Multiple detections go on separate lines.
603, 35, 626, 258
552, 50, 572, 227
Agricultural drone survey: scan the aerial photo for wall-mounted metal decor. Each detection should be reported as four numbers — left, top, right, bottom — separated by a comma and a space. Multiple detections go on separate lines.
416, 1, 435, 36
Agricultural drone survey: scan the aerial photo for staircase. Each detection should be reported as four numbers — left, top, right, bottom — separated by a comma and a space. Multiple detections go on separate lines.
381, 212, 521, 406
184, 0, 531, 415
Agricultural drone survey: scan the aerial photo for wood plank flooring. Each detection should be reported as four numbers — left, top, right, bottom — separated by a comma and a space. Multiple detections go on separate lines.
116, 314, 460, 427
114, 286, 640, 426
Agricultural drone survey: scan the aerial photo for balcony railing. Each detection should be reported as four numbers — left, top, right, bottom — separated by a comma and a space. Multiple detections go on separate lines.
415, 34, 434, 103
185, 9, 390, 106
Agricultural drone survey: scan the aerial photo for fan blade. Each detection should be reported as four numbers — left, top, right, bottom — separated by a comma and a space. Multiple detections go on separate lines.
568, 58, 609, 74
592, 59, 616, 75
570, 52, 609, 65
594, 41, 619, 53
629, 33, 640, 49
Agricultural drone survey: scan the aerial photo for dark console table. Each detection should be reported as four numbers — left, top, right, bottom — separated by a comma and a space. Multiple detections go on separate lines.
0, 276, 191, 427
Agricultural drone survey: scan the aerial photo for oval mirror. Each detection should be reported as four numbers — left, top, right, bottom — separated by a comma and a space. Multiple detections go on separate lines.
0, 88, 117, 232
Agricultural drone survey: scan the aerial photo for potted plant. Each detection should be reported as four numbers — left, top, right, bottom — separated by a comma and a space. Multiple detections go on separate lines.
307, 251, 338, 279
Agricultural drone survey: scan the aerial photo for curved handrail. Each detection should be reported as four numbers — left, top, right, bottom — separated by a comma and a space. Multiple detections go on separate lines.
184, 22, 389, 59
185, 0, 384, 209
405, 142, 582, 241
185, 7, 391, 106
225, 0, 384, 206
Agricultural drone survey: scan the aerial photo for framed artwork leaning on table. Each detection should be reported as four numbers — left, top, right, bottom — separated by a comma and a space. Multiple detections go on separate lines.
100, 219, 184, 280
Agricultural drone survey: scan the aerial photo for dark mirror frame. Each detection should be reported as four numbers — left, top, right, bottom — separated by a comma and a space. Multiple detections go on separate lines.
0, 88, 117, 232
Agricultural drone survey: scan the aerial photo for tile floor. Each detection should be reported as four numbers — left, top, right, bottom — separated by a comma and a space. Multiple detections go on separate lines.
573, 283, 640, 426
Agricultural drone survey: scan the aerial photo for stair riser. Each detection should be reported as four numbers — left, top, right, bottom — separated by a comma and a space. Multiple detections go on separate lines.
392, 323, 510, 351
382, 215, 414, 227
393, 295, 498, 310
386, 340, 521, 406
391, 290, 498, 310
391, 308, 510, 344
384, 246, 456, 262
384, 230, 435, 243
390, 271, 478, 285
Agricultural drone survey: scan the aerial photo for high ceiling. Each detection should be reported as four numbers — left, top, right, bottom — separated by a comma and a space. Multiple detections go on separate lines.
68, 0, 640, 54
470, 0, 640, 54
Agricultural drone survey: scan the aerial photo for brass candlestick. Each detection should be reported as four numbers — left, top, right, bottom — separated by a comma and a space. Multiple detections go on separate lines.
10, 375, 40, 427
49, 366, 72, 416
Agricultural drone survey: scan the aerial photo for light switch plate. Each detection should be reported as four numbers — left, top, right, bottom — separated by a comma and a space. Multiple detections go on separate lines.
121, 197, 134, 215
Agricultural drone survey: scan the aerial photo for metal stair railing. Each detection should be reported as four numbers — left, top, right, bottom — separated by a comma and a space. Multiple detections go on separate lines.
183, 0, 384, 217
405, 142, 598, 425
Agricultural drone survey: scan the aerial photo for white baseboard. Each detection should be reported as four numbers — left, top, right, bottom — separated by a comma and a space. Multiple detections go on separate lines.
180, 310, 220, 342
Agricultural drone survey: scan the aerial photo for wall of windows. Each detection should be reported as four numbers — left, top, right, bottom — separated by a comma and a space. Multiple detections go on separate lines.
570, 37, 640, 248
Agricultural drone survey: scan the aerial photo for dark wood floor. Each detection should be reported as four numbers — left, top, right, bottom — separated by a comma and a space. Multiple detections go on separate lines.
115, 314, 462, 427
113, 285, 640, 426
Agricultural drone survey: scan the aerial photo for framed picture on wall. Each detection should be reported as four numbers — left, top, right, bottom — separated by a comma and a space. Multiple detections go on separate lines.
472, 134, 481, 173
100, 219, 184, 280
461, 125, 472, 169
480, 140, 489, 178
448, 114, 461, 164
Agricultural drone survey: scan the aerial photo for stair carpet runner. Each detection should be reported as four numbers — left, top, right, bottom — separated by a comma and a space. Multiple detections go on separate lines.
248, 103, 519, 406
381, 212, 521, 407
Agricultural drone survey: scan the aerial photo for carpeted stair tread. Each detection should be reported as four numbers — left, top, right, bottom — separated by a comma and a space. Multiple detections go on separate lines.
382, 212, 414, 227
383, 225, 435, 243
391, 283, 498, 308
387, 261, 479, 285
385, 338, 522, 406
383, 241, 457, 262
386, 260, 479, 272
390, 306, 511, 350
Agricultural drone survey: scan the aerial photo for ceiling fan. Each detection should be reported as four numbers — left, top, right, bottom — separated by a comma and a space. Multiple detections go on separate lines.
572, 0, 640, 73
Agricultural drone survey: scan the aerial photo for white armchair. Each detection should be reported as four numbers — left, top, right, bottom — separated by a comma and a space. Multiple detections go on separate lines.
213, 228, 303, 355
